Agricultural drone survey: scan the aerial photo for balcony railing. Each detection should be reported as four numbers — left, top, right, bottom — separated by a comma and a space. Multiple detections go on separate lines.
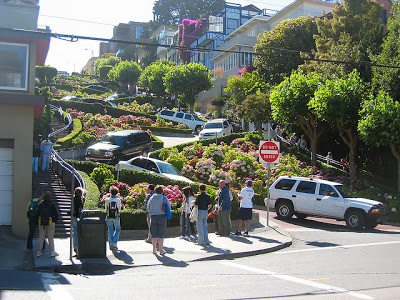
2, 0, 39, 5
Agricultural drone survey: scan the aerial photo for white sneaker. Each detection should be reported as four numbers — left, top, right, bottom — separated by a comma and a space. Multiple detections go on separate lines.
37, 251, 42, 257
50, 251, 59, 257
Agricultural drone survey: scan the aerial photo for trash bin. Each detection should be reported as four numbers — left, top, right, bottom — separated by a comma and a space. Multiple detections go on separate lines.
77, 210, 107, 258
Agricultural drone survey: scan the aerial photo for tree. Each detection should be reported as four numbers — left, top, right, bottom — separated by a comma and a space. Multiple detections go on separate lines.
237, 93, 272, 134
310, 70, 369, 181
35, 65, 57, 86
254, 16, 319, 85
359, 93, 400, 192
140, 37, 159, 68
99, 65, 113, 80
139, 60, 176, 97
153, 0, 225, 25
304, 0, 384, 81
225, 68, 268, 106
270, 72, 323, 165
108, 61, 142, 92
94, 55, 121, 75
164, 63, 213, 112
372, 1, 400, 100
118, 46, 138, 62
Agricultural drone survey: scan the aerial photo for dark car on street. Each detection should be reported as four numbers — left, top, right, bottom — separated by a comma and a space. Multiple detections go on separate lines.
85, 130, 152, 164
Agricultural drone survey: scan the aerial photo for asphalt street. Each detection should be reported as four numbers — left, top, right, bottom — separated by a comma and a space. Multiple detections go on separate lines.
2, 214, 399, 300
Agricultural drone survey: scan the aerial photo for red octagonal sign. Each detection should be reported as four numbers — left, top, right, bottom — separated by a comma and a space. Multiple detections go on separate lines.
259, 141, 280, 164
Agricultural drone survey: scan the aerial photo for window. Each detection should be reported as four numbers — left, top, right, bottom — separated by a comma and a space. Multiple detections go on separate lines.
146, 160, 159, 173
131, 158, 146, 168
0, 42, 29, 91
209, 16, 223, 33
296, 181, 317, 194
184, 114, 193, 120
275, 179, 296, 191
160, 110, 175, 116
175, 112, 184, 118
135, 26, 144, 39
319, 184, 338, 197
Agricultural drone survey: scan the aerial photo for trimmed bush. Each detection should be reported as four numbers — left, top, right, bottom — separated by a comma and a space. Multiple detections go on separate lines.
108, 95, 155, 106
79, 171, 101, 210
55, 118, 82, 149
142, 126, 192, 134
151, 135, 164, 149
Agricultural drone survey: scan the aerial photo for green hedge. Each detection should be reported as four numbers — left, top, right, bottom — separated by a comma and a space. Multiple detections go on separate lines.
150, 132, 246, 160
54, 118, 82, 149
108, 95, 155, 105
143, 126, 192, 134
151, 135, 164, 149
79, 171, 100, 210
50, 99, 158, 120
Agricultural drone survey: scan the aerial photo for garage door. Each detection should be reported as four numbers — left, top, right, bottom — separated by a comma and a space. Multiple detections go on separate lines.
0, 139, 13, 225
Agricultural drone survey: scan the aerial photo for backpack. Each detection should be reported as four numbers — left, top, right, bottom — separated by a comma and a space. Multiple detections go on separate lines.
27, 198, 42, 219
38, 202, 53, 226
107, 201, 119, 218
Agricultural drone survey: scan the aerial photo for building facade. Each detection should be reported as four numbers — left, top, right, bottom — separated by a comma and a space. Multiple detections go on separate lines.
0, 0, 49, 236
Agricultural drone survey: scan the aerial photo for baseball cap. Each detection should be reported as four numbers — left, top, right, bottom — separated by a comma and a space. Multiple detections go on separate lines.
246, 180, 253, 186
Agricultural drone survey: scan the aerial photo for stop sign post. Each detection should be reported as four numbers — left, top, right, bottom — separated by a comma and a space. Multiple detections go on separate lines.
259, 141, 280, 167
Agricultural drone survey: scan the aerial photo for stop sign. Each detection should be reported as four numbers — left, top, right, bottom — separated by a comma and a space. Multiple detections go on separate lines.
259, 141, 280, 164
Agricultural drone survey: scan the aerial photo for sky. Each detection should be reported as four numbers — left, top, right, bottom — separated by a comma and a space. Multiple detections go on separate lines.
37, 0, 294, 74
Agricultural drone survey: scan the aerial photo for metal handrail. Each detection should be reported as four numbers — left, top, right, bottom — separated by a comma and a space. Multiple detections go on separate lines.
48, 105, 85, 190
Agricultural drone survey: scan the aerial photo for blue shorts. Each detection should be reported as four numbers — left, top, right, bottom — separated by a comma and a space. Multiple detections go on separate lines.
150, 214, 167, 238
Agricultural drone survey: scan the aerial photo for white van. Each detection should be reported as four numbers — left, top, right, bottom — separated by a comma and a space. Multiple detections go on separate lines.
158, 109, 206, 134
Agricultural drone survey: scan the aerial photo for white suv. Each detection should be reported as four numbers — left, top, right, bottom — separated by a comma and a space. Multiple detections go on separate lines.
199, 118, 233, 140
267, 176, 388, 230
158, 109, 206, 134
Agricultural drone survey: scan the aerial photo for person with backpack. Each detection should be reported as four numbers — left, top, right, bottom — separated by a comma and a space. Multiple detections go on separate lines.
36, 191, 59, 257
71, 187, 85, 253
26, 190, 44, 252
105, 186, 121, 251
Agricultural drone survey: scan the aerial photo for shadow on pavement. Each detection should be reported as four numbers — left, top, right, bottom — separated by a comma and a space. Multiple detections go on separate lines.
112, 250, 134, 265
155, 254, 188, 267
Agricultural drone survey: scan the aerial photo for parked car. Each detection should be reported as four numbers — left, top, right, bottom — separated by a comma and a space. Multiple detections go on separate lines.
116, 156, 194, 184
80, 97, 116, 107
267, 176, 388, 230
105, 93, 129, 101
85, 130, 152, 164
60, 95, 80, 101
198, 118, 233, 139
158, 109, 206, 134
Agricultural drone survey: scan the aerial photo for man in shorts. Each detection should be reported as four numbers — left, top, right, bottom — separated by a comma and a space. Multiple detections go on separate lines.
235, 180, 255, 236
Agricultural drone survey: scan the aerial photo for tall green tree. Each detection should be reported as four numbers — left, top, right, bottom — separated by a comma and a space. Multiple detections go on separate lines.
254, 16, 318, 85
108, 61, 142, 93
164, 63, 213, 112
94, 55, 121, 75
153, 0, 225, 25
140, 37, 159, 68
237, 93, 272, 134
305, 0, 384, 81
139, 60, 176, 97
359, 92, 400, 191
310, 70, 369, 181
35, 65, 58, 86
270, 72, 323, 165
372, 1, 400, 100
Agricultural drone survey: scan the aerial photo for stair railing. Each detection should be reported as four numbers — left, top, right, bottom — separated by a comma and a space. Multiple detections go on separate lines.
49, 105, 85, 190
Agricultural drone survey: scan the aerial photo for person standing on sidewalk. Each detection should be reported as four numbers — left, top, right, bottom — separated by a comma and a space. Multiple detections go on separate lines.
40, 137, 52, 172
143, 184, 155, 244
218, 180, 231, 236
105, 186, 121, 251
32, 142, 40, 174
194, 184, 212, 245
235, 180, 255, 236
147, 186, 171, 255
71, 187, 85, 253
26, 190, 44, 252
36, 191, 59, 257
180, 186, 191, 240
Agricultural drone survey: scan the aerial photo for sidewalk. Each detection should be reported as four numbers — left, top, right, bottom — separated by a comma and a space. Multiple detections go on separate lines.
0, 215, 292, 274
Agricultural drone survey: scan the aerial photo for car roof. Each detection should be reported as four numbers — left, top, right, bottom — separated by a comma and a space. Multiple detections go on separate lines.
128, 156, 168, 164
207, 118, 227, 123
106, 130, 143, 136
276, 176, 342, 186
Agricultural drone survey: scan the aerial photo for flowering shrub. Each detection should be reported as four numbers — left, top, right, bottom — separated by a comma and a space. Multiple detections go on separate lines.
209, 169, 233, 185
90, 166, 115, 189
195, 158, 216, 183
117, 101, 154, 114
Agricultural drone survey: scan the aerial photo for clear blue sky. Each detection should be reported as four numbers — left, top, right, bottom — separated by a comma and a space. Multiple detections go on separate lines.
37, 0, 294, 74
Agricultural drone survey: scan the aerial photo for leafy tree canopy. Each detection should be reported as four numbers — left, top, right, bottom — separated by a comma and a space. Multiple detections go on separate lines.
237, 93, 272, 134
108, 61, 142, 92
153, 0, 225, 25
164, 62, 213, 112
254, 16, 318, 85
94, 55, 121, 75
35, 65, 58, 86
139, 60, 177, 96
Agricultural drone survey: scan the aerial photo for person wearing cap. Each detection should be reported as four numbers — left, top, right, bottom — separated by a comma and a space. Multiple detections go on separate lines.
235, 180, 255, 236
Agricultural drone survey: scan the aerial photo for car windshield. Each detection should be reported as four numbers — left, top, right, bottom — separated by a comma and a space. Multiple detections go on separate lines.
100, 135, 126, 147
204, 122, 222, 129
157, 162, 181, 175
335, 184, 356, 198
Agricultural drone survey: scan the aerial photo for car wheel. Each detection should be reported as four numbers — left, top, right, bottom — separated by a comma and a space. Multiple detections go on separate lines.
365, 221, 378, 230
295, 213, 307, 220
195, 125, 202, 134
276, 201, 294, 220
345, 210, 366, 230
